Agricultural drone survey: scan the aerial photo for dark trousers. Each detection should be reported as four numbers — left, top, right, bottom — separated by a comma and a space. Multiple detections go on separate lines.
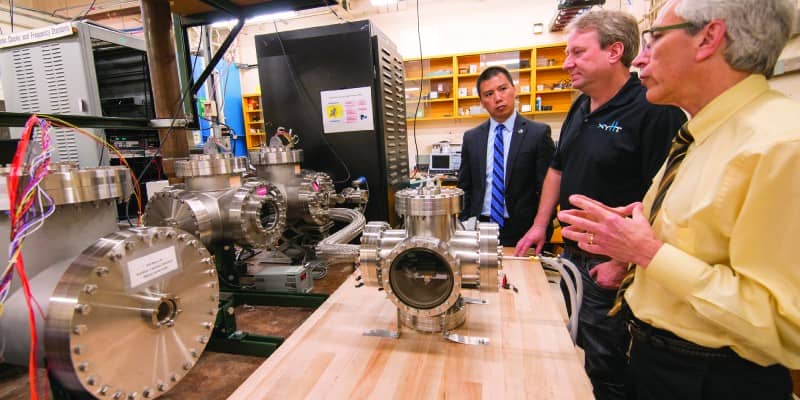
561, 246, 628, 400
627, 318, 792, 400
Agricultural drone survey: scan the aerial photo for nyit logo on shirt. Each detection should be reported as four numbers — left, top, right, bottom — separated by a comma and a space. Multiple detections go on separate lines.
598, 120, 623, 134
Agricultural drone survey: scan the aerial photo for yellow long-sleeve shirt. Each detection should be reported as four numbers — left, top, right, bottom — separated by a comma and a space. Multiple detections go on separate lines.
626, 74, 800, 368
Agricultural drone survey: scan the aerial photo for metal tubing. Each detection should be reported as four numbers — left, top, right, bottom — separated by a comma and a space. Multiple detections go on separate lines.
316, 208, 366, 264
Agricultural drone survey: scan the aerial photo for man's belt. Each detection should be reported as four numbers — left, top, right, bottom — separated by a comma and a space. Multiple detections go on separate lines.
628, 317, 740, 360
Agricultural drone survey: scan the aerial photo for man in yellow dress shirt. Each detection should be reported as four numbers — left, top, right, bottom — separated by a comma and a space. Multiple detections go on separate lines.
557, 0, 799, 398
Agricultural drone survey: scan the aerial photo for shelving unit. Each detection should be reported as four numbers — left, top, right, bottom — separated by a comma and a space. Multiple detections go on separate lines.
403, 44, 577, 122
242, 93, 266, 149
532, 43, 576, 117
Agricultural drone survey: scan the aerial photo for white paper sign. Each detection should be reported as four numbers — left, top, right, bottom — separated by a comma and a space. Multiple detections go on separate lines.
320, 86, 374, 134
0, 23, 74, 49
126, 246, 179, 289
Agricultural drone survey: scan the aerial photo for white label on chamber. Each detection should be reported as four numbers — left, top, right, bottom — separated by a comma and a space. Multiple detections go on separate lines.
126, 246, 179, 289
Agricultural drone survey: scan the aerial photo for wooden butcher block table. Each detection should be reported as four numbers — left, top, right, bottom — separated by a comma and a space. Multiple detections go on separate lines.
228, 248, 592, 399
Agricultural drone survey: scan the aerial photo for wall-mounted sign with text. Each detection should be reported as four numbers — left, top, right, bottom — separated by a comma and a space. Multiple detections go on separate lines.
320, 86, 374, 134
0, 23, 75, 49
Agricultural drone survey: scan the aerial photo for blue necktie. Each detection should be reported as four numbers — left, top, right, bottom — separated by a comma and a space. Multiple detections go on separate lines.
491, 124, 506, 228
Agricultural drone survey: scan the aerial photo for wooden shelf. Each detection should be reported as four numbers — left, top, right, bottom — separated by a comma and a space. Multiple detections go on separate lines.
242, 93, 267, 149
406, 74, 454, 82
405, 97, 454, 104
536, 89, 577, 94
532, 110, 569, 115
403, 43, 571, 124
406, 108, 569, 122
536, 65, 566, 71
406, 116, 461, 122
457, 68, 531, 78
456, 93, 532, 99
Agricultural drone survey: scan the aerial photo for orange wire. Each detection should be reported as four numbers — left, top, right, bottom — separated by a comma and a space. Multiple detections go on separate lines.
40, 116, 144, 225
7, 117, 41, 400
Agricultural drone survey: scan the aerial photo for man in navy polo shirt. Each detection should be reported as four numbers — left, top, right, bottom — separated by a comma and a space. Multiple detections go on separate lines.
513, 9, 686, 400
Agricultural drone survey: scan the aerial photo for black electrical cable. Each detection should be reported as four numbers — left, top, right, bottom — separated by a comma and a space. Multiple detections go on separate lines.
198, 115, 239, 143
9, 0, 14, 32
411, 0, 423, 168
236, 248, 261, 263
124, 25, 205, 226
73, 0, 97, 21
272, 19, 352, 185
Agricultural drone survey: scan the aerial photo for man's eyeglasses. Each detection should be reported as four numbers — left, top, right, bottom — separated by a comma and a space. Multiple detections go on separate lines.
641, 22, 695, 50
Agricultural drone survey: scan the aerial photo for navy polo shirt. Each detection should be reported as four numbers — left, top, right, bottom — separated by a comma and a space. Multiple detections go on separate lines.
552, 73, 687, 216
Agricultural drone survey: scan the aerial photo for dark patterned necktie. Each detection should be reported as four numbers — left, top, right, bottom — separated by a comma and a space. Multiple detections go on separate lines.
490, 124, 506, 227
609, 124, 695, 315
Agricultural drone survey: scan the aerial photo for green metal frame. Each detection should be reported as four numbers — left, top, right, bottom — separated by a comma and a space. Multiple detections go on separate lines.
224, 289, 328, 308
207, 242, 328, 356
208, 294, 282, 357
209, 290, 328, 356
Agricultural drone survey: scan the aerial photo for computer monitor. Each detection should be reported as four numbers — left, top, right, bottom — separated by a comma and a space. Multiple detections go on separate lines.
429, 154, 454, 175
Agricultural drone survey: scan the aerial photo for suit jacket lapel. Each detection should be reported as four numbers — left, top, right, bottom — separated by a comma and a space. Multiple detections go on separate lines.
476, 120, 490, 192
505, 117, 527, 185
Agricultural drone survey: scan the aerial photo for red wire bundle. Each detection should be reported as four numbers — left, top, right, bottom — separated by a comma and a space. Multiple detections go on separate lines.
7, 115, 52, 400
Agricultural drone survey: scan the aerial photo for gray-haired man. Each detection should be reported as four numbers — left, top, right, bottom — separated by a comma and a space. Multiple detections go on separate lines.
558, 0, 799, 398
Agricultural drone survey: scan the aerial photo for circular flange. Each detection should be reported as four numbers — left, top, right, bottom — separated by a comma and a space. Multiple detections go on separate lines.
228, 179, 287, 248
0, 164, 132, 211
478, 222, 502, 290
143, 190, 213, 245
45, 226, 219, 399
248, 147, 303, 166
358, 221, 390, 287
381, 237, 460, 318
297, 172, 334, 225
174, 153, 247, 178
394, 186, 464, 217
305, 172, 336, 207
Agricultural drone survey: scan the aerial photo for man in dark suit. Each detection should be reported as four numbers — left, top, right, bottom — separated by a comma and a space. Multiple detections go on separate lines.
457, 66, 555, 246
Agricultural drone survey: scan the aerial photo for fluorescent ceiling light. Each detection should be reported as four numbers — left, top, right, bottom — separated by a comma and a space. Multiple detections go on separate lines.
211, 10, 297, 28
371, 0, 398, 5
248, 11, 297, 24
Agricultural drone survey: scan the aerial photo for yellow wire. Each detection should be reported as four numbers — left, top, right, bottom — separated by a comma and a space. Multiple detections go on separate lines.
13, 188, 38, 219
4, 185, 47, 283
1, 246, 24, 318
38, 115, 144, 226
2, 246, 23, 283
